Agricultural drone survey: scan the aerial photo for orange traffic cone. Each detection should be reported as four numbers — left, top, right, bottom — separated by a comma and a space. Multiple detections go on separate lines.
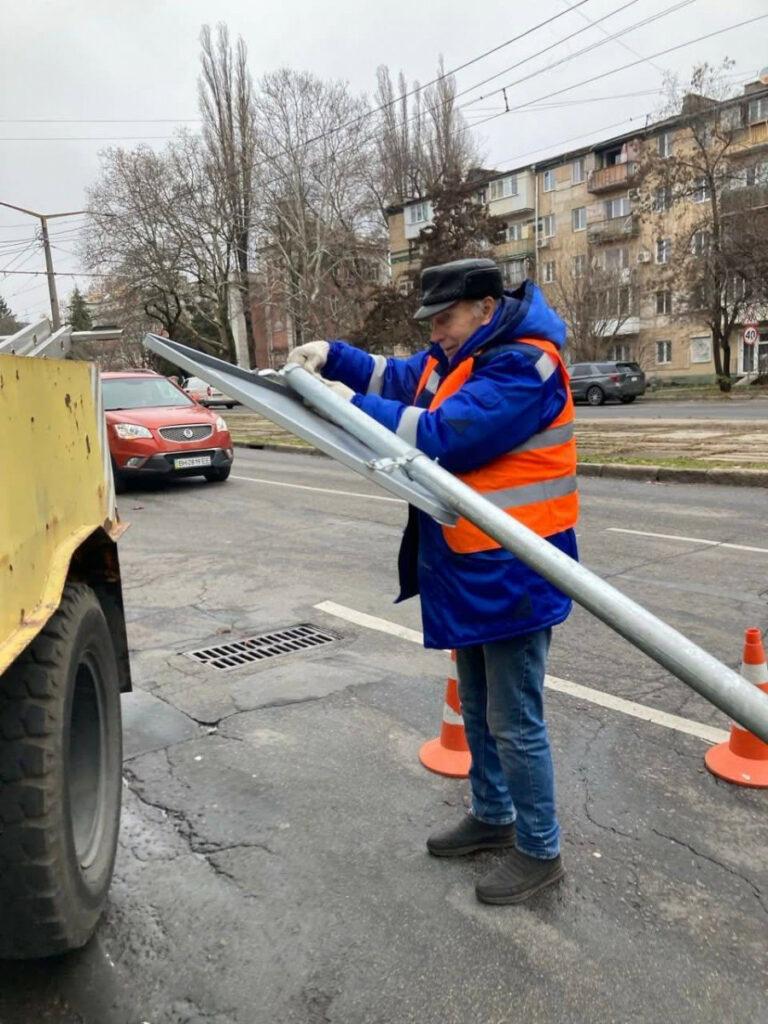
419, 651, 472, 778
705, 627, 768, 789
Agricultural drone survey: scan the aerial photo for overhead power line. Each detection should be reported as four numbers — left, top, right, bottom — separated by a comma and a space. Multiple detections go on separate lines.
459, 0, 694, 110
460, 11, 768, 118
558, 0, 666, 75
0, 270, 107, 278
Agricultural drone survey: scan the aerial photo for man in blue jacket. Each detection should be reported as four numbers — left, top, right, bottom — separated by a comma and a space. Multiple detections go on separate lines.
288, 258, 578, 904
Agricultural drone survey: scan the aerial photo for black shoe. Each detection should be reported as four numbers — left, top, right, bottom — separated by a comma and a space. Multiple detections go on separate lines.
426, 816, 516, 858
476, 849, 564, 904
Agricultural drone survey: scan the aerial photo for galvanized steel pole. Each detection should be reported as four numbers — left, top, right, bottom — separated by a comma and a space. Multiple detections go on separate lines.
283, 363, 768, 744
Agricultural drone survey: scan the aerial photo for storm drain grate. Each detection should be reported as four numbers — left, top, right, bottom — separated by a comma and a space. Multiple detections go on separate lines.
184, 624, 339, 671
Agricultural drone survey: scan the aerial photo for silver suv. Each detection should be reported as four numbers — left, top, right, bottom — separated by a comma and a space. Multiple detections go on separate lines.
569, 361, 646, 406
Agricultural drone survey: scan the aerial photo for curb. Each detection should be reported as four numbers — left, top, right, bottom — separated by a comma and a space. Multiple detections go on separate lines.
578, 462, 768, 487
233, 442, 768, 488
234, 441, 327, 457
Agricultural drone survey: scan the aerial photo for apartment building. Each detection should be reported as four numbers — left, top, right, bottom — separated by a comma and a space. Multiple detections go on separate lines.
386, 78, 768, 381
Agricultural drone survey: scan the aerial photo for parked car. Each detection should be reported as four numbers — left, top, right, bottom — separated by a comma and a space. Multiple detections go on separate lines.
102, 370, 234, 489
568, 361, 646, 406
183, 375, 237, 408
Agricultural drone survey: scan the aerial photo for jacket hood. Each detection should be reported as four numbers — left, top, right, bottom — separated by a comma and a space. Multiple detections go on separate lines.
430, 279, 567, 369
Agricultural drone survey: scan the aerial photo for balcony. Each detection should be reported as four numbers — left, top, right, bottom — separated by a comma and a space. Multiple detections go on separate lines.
487, 173, 535, 216
721, 183, 768, 214
494, 237, 535, 259
594, 316, 640, 337
587, 162, 638, 194
587, 215, 639, 245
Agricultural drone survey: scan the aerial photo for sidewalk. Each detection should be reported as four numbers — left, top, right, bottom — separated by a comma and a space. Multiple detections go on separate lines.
225, 410, 768, 482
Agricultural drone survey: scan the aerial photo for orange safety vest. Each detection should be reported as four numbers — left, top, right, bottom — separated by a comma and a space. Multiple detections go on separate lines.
414, 337, 579, 554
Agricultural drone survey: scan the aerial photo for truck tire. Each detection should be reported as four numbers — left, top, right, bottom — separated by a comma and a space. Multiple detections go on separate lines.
0, 583, 122, 959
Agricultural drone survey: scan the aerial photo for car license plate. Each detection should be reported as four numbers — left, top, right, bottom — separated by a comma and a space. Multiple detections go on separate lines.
174, 456, 212, 469
631, 376, 639, 381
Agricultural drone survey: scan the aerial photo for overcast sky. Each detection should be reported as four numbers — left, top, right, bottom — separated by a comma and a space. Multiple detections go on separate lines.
1, 0, 766, 323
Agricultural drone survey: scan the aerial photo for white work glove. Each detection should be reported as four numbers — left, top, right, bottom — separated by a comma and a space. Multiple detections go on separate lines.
286, 340, 329, 375
302, 377, 355, 415
321, 379, 354, 401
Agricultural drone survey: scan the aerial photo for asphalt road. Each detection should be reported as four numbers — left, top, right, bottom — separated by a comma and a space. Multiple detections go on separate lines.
576, 397, 768, 420
1, 450, 766, 1024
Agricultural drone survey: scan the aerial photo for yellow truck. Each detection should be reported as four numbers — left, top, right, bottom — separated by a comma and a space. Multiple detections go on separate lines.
0, 352, 130, 959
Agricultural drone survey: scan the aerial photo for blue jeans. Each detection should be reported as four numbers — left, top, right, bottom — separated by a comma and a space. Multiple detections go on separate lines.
456, 629, 560, 859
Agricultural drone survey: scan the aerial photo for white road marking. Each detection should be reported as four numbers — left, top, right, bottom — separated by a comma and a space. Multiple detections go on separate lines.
607, 527, 768, 555
314, 601, 728, 745
232, 475, 404, 504
315, 601, 423, 645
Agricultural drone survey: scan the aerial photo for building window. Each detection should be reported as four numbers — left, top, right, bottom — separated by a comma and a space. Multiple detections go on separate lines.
573, 254, 587, 277
407, 201, 431, 225
500, 221, 522, 242
657, 132, 672, 158
604, 195, 631, 220
656, 238, 670, 264
653, 187, 672, 212
692, 178, 711, 203
611, 342, 630, 361
572, 158, 586, 184
617, 285, 632, 316
501, 259, 526, 287
543, 261, 556, 283
490, 175, 519, 200
691, 230, 710, 257
746, 162, 768, 187
475, 187, 488, 204
655, 290, 672, 315
748, 97, 768, 124
543, 169, 556, 192
656, 340, 672, 364
571, 207, 586, 231
690, 336, 712, 364
541, 213, 556, 237
604, 246, 629, 271
721, 105, 742, 131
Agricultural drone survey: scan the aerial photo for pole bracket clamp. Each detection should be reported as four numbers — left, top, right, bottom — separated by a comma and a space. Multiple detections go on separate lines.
366, 450, 420, 474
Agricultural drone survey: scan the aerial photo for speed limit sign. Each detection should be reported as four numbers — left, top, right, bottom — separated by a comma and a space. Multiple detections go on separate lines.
743, 324, 759, 345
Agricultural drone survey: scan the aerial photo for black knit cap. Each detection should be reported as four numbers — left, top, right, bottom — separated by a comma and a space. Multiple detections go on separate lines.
413, 257, 503, 320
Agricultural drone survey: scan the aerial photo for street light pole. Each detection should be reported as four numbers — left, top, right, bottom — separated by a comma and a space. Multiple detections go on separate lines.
37, 216, 61, 330
0, 201, 87, 330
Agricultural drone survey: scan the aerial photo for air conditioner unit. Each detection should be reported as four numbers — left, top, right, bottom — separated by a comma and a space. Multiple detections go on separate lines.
628, 188, 640, 201
536, 236, 549, 248
636, 250, 651, 263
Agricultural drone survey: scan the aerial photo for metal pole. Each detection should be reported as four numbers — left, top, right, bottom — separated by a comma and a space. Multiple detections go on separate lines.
532, 163, 539, 281
282, 363, 768, 744
38, 217, 61, 330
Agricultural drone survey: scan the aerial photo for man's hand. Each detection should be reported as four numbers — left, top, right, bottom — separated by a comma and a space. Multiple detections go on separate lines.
286, 340, 329, 374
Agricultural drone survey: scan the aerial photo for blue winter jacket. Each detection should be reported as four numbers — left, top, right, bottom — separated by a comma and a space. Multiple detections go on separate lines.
323, 280, 579, 649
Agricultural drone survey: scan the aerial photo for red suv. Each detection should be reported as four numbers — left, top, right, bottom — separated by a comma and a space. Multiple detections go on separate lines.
102, 370, 234, 490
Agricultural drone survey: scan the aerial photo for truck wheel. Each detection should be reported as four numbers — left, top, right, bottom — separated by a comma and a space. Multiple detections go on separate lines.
0, 583, 122, 959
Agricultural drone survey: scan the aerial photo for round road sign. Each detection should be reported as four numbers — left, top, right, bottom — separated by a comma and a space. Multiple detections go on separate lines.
743, 324, 759, 345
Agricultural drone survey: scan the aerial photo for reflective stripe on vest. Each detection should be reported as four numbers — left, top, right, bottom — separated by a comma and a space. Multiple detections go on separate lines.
413, 337, 578, 553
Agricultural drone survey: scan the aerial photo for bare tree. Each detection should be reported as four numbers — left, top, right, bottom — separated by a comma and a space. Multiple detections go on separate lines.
85, 134, 236, 358
370, 61, 480, 212
199, 23, 258, 363
640, 61, 768, 390
252, 68, 385, 346
550, 254, 638, 363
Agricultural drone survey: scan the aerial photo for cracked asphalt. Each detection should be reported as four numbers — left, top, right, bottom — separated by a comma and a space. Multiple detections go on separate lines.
1, 449, 766, 1024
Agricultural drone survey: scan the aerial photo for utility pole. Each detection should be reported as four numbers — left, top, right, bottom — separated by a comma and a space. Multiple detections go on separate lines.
0, 201, 87, 330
